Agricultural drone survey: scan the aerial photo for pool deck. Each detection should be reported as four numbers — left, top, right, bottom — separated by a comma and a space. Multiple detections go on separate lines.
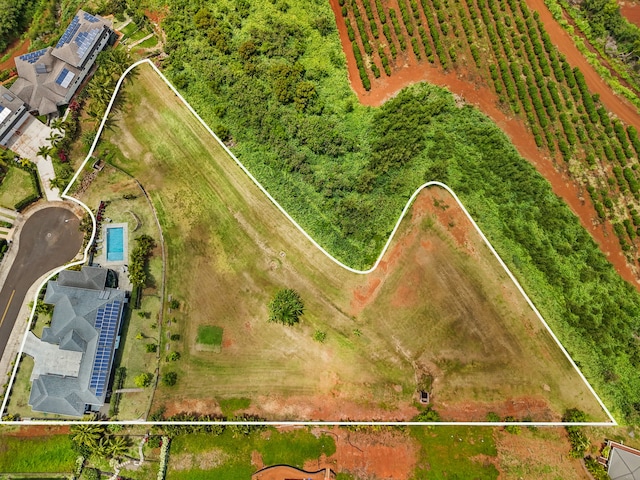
92, 222, 132, 290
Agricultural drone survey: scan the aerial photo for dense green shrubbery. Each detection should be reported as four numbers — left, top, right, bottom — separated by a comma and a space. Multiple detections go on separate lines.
160, 0, 640, 424
0, 0, 37, 53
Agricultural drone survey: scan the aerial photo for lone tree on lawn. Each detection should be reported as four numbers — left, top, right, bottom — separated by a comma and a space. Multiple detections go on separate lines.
268, 288, 304, 326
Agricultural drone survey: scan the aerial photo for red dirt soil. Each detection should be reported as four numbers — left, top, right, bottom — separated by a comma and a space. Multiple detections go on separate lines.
329, 0, 640, 288
438, 396, 555, 422
304, 427, 418, 480
0, 38, 29, 71
620, 1, 640, 28
3, 425, 70, 437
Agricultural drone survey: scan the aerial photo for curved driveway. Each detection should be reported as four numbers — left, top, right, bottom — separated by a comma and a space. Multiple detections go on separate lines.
0, 207, 83, 361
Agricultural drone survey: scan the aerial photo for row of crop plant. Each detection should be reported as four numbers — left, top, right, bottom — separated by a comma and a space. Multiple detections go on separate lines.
335, 0, 640, 262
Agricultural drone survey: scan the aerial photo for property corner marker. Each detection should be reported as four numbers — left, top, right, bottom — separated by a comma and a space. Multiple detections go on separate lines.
0, 59, 617, 427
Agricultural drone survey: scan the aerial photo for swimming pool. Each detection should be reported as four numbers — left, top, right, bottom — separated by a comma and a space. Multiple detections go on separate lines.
106, 226, 124, 262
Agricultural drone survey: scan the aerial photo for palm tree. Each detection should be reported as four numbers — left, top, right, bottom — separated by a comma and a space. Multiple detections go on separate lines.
46, 132, 63, 147
50, 118, 65, 131
37, 145, 52, 160
94, 435, 111, 458
70, 424, 107, 449
106, 435, 131, 460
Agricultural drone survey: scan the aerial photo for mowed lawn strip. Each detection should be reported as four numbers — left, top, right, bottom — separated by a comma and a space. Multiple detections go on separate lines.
101, 63, 607, 421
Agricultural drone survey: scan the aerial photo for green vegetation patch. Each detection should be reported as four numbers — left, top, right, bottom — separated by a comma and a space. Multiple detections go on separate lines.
136, 35, 158, 49
197, 325, 223, 347
0, 167, 36, 209
218, 397, 250, 416
411, 426, 498, 479
259, 430, 336, 467
0, 435, 76, 473
168, 428, 336, 480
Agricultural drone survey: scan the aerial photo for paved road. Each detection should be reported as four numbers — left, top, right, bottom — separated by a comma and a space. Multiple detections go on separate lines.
0, 207, 83, 361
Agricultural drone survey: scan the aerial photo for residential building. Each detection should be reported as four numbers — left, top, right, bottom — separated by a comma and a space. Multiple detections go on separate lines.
0, 86, 29, 147
24, 266, 127, 417
10, 10, 115, 116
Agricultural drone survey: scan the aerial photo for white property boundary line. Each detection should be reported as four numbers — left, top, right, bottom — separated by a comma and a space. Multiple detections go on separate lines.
0, 59, 617, 426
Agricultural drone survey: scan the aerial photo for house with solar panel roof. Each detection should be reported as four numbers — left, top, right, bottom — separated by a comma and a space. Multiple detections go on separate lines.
22, 266, 127, 417
10, 10, 115, 116
0, 86, 29, 147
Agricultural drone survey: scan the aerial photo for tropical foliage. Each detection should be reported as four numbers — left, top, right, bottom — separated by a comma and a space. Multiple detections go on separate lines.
267, 288, 304, 326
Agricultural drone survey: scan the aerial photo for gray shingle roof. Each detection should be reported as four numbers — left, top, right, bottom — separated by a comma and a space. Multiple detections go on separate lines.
609, 443, 640, 480
9, 10, 112, 115
58, 266, 108, 290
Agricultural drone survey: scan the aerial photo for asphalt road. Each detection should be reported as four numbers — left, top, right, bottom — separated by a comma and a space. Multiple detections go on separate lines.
0, 207, 83, 362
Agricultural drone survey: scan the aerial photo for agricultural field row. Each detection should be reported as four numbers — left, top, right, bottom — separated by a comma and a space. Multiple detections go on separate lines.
339, 0, 640, 267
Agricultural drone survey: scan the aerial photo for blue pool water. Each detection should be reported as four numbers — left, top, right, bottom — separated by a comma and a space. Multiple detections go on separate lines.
106, 226, 124, 262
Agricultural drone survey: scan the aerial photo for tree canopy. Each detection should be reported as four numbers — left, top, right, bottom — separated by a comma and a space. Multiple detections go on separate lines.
268, 288, 304, 326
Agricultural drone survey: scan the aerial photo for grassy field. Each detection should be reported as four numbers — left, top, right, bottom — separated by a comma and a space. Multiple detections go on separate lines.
0, 167, 36, 209
168, 429, 334, 480
5, 355, 35, 419
411, 426, 498, 479
0, 435, 75, 473
93, 64, 607, 422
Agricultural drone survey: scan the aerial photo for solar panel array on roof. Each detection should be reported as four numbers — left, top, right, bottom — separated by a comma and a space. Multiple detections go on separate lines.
35, 64, 48, 74
55, 68, 75, 88
83, 12, 101, 23
18, 49, 47, 64
56, 15, 81, 48
0, 106, 11, 124
89, 299, 122, 398
76, 28, 101, 59
2, 93, 14, 102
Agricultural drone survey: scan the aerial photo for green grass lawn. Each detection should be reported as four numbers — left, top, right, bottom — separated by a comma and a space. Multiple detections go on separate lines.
0, 435, 76, 472
196, 325, 223, 346
411, 426, 499, 479
120, 22, 138, 38
168, 428, 335, 480
136, 35, 158, 49
128, 28, 151, 43
218, 397, 250, 416
0, 167, 36, 209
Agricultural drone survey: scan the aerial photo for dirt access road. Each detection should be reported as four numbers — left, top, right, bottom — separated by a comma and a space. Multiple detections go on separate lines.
329, 0, 640, 287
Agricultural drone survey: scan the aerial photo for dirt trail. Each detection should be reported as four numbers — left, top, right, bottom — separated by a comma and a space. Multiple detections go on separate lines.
329, 0, 639, 287
526, 0, 640, 131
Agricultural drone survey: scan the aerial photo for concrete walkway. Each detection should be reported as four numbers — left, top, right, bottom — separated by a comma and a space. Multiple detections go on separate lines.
4, 116, 60, 202
0, 207, 17, 217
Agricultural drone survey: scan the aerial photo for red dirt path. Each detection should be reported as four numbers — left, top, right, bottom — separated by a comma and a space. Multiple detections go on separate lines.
3, 425, 70, 437
0, 38, 29, 71
329, 0, 640, 288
